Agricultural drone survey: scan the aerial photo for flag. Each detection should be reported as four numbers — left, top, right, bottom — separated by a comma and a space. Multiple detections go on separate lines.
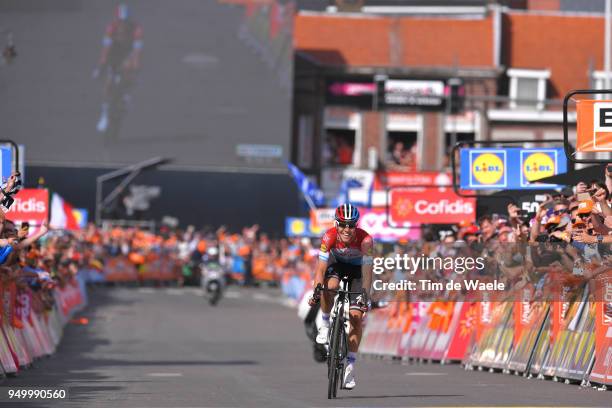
332, 178, 363, 208
50, 193, 79, 230
286, 162, 325, 207
72, 208, 89, 229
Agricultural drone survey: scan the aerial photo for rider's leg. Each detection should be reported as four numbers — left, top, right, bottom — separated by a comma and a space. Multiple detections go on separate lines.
97, 72, 112, 131
315, 276, 338, 344
344, 308, 363, 389
321, 276, 339, 315
348, 309, 363, 353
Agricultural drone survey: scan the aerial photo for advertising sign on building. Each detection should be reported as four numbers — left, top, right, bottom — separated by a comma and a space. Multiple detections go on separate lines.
459, 148, 566, 190
382, 79, 446, 109
325, 78, 375, 108
388, 189, 475, 225
576, 99, 612, 152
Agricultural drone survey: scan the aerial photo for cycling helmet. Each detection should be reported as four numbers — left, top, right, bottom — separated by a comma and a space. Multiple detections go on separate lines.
334, 203, 359, 224
115, 4, 130, 21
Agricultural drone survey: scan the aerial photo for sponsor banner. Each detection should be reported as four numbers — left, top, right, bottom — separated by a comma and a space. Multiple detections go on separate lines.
576, 99, 612, 152
383, 79, 445, 109
460, 148, 567, 190
590, 271, 612, 385
5, 189, 49, 225
325, 78, 375, 108
389, 189, 476, 225
285, 217, 324, 237
359, 208, 421, 241
310, 208, 336, 231
445, 302, 477, 361
373, 171, 452, 190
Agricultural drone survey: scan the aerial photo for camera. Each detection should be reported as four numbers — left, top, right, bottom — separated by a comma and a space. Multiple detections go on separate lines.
0, 172, 22, 211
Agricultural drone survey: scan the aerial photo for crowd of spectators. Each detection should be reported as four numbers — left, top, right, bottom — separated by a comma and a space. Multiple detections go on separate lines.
6, 164, 612, 307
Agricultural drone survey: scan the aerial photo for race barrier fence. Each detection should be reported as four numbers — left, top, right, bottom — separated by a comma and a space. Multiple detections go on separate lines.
0, 274, 87, 376
95, 254, 281, 284
359, 271, 612, 389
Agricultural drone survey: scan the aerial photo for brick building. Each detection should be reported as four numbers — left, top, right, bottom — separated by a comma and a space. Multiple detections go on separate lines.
291, 4, 611, 195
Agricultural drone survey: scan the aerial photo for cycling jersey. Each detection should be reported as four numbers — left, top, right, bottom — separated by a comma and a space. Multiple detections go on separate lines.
100, 20, 143, 69
318, 227, 373, 266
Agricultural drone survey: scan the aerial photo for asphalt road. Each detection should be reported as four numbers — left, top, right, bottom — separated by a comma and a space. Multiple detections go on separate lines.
2, 286, 610, 408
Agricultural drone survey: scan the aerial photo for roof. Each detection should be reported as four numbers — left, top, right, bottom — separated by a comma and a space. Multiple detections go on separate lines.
503, 12, 604, 98
294, 12, 495, 69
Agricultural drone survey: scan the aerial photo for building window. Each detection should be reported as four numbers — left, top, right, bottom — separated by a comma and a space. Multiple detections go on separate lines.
386, 131, 417, 171
323, 128, 355, 166
507, 68, 550, 111
591, 71, 612, 93
444, 132, 475, 169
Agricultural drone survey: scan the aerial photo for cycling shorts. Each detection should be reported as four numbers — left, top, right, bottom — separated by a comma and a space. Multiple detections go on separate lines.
324, 262, 363, 311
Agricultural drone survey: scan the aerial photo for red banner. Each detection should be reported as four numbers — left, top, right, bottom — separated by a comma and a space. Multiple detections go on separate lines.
389, 189, 475, 224
374, 171, 451, 190
5, 189, 49, 226
445, 302, 477, 361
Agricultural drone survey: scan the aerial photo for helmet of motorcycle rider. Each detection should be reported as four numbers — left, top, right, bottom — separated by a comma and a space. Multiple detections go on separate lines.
207, 247, 219, 257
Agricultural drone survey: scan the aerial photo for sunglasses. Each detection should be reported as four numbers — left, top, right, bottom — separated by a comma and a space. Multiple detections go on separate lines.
553, 209, 567, 215
337, 222, 356, 229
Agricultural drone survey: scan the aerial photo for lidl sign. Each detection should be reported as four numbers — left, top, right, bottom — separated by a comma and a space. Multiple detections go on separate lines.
460, 148, 566, 190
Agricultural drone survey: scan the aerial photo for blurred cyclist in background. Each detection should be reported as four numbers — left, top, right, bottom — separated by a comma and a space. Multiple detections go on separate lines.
309, 203, 373, 390
93, 4, 143, 133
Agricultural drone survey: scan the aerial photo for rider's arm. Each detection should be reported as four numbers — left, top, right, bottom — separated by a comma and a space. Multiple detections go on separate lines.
314, 237, 331, 288
361, 236, 374, 296
98, 24, 114, 66
128, 25, 144, 70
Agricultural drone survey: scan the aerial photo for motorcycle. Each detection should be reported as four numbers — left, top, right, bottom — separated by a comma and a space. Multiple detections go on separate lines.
200, 261, 225, 306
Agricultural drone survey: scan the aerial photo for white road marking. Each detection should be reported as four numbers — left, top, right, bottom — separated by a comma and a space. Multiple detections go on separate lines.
137, 288, 156, 294
147, 372, 184, 377
404, 372, 448, 376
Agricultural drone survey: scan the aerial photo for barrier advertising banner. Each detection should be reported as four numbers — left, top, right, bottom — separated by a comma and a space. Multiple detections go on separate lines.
5, 189, 49, 226
388, 189, 475, 225
459, 148, 567, 190
590, 271, 612, 385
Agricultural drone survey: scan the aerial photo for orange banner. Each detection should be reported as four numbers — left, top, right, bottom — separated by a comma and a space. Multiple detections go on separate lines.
576, 99, 612, 152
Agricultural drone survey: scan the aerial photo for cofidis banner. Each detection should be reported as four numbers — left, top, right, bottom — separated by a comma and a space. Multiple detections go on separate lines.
459, 148, 567, 190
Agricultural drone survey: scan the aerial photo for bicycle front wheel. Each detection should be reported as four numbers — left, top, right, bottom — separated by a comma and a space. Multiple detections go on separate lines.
327, 313, 343, 399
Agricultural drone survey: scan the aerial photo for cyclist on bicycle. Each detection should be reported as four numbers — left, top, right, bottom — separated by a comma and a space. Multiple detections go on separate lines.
93, 4, 143, 132
309, 203, 373, 390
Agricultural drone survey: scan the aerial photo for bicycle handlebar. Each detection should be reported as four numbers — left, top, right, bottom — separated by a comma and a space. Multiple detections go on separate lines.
314, 285, 363, 296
